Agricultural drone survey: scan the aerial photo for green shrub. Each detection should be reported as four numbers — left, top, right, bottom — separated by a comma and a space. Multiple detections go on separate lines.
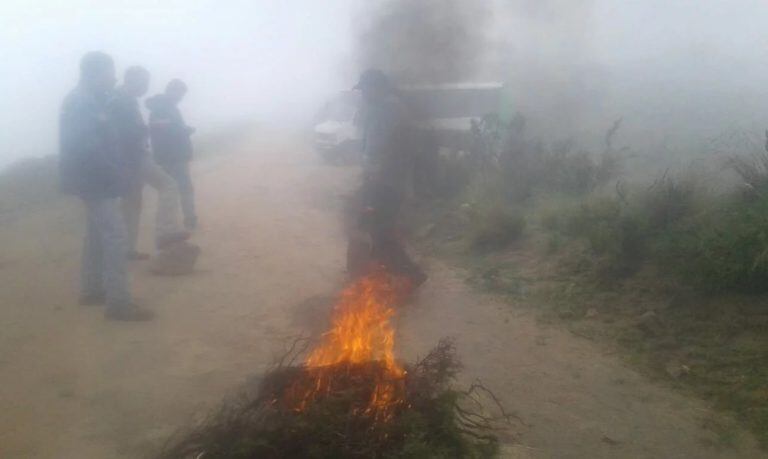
539, 204, 568, 233
543, 151, 601, 195
498, 148, 621, 200
562, 196, 623, 239
544, 172, 708, 281
641, 172, 700, 230
656, 195, 768, 293
458, 117, 625, 204
595, 152, 623, 185
468, 205, 526, 250
728, 152, 768, 196
561, 196, 645, 278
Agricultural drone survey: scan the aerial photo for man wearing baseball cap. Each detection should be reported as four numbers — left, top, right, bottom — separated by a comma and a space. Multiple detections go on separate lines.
348, 69, 427, 288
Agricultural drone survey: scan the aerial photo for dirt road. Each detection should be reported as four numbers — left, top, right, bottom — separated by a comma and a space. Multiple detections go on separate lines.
0, 131, 762, 458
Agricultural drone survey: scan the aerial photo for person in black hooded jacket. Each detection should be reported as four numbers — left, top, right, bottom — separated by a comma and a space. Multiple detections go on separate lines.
146, 79, 197, 229
109, 67, 191, 259
59, 51, 153, 321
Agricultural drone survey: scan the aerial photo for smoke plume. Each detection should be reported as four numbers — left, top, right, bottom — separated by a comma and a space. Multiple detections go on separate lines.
355, 0, 492, 84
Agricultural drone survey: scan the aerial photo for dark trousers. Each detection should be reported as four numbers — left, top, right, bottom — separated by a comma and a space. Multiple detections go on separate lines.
370, 229, 423, 280
355, 180, 424, 280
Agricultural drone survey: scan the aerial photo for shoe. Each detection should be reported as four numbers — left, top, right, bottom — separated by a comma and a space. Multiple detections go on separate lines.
79, 293, 105, 306
105, 304, 155, 321
151, 242, 201, 276
128, 251, 151, 261
156, 231, 191, 250
184, 217, 198, 231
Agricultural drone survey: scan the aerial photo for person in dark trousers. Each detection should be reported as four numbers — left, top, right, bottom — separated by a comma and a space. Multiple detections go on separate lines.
109, 67, 190, 259
59, 51, 153, 321
146, 79, 197, 230
348, 69, 427, 287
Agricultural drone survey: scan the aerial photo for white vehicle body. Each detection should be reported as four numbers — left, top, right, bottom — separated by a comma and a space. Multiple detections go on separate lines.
312, 91, 362, 163
312, 83, 504, 162
402, 82, 505, 151
313, 119, 359, 151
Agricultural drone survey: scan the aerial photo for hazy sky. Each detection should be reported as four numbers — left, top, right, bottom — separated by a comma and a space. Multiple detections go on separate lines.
2, 0, 768, 166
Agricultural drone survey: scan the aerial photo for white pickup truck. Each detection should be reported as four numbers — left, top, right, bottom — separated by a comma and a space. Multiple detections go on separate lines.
312, 91, 362, 164
312, 82, 505, 164
404, 82, 505, 152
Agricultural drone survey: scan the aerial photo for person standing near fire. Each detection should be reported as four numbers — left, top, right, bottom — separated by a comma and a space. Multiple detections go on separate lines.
59, 52, 154, 321
109, 66, 190, 259
348, 69, 427, 287
146, 79, 198, 230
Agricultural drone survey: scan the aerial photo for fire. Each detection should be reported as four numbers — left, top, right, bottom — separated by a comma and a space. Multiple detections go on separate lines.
286, 268, 409, 420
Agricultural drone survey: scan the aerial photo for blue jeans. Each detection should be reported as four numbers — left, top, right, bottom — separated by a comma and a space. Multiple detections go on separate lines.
160, 161, 196, 227
81, 196, 132, 309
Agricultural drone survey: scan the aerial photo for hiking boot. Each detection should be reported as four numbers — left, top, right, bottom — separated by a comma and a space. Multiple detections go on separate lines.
151, 242, 201, 276
156, 231, 191, 250
79, 293, 105, 306
105, 304, 155, 322
128, 250, 151, 261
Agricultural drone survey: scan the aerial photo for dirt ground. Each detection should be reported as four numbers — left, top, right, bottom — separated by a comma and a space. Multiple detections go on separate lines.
0, 131, 763, 458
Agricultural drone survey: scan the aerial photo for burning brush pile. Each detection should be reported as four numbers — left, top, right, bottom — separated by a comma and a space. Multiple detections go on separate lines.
158, 270, 509, 458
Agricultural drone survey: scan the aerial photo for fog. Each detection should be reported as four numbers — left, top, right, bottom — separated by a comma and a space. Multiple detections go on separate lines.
501, 0, 768, 154
2, 0, 768, 167
0, 0, 359, 167
6, 2, 768, 456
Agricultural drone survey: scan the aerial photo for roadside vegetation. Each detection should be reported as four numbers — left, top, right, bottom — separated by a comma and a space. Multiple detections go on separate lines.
412, 117, 768, 448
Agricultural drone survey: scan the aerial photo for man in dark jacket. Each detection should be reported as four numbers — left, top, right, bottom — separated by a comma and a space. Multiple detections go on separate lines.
347, 69, 426, 288
59, 52, 153, 321
146, 80, 197, 230
109, 67, 189, 259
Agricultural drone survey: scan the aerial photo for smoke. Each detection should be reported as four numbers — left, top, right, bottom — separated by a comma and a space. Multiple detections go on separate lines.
355, 0, 492, 84
355, 0, 768, 158
0, 1, 360, 168
2, 0, 768, 168
353, 0, 601, 130
494, 0, 768, 153
493, 0, 603, 137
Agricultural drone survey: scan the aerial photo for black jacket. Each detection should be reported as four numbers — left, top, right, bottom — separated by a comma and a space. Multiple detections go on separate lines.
59, 86, 127, 198
145, 94, 193, 165
108, 87, 149, 185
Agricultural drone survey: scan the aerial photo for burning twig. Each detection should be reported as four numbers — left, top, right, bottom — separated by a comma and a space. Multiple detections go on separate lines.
156, 338, 511, 458
157, 272, 514, 458
273, 336, 312, 369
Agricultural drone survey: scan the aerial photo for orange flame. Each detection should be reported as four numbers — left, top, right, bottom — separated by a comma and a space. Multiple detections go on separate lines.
288, 268, 408, 420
